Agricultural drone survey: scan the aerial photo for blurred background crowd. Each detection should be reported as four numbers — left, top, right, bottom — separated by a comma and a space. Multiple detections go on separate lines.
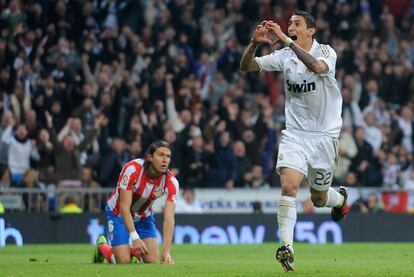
0, 0, 413, 212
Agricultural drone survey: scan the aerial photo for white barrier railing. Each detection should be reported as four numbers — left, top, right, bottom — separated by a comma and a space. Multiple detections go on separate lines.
1, 187, 413, 213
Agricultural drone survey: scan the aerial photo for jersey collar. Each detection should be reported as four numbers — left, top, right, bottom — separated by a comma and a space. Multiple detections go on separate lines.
309, 39, 318, 55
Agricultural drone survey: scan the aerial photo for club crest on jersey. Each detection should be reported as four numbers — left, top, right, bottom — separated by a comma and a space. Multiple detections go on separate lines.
278, 153, 284, 160
286, 80, 315, 93
153, 186, 164, 198
121, 175, 130, 188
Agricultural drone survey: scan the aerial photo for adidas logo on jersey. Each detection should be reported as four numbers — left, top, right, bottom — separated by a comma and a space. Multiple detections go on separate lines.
286, 80, 316, 93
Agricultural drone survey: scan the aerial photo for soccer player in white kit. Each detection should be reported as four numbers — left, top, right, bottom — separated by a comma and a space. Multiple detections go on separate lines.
240, 11, 349, 272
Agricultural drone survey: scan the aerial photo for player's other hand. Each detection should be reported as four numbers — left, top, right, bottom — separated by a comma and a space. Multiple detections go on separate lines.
252, 21, 276, 45
132, 239, 149, 255
265, 22, 288, 42
160, 252, 175, 264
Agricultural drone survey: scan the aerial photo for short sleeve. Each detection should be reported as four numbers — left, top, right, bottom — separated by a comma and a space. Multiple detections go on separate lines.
119, 164, 140, 190
317, 44, 337, 77
165, 176, 179, 203
254, 49, 286, 72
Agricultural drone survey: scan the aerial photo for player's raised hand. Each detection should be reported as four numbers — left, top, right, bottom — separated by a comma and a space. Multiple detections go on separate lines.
251, 21, 275, 45
265, 22, 288, 42
160, 252, 175, 265
132, 239, 149, 255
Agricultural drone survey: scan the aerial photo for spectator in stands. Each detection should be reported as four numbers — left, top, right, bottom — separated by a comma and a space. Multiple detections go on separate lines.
398, 105, 413, 153
341, 87, 364, 129
180, 135, 206, 187
21, 169, 45, 212
58, 117, 89, 164
250, 165, 269, 189
60, 195, 83, 214
365, 193, 384, 213
382, 152, 401, 189
36, 128, 55, 186
1, 118, 39, 186
176, 187, 203, 214
350, 127, 382, 186
10, 83, 31, 123
252, 201, 262, 214
352, 193, 384, 213
402, 170, 414, 190
46, 112, 103, 187
97, 114, 128, 188
208, 131, 236, 189
234, 140, 253, 187
363, 111, 382, 153
0, 110, 14, 183
81, 167, 101, 213
335, 127, 357, 182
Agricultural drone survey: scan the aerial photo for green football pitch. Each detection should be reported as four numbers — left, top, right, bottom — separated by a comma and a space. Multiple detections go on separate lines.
0, 243, 413, 276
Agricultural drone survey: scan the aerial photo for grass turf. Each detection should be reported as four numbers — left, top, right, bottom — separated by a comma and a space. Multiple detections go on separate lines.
0, 243, 413, 276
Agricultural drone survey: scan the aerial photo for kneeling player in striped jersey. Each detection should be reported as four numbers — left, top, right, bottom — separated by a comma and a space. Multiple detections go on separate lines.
93, 140, 179, 264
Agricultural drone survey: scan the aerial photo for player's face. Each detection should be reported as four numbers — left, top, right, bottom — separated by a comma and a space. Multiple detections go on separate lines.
288, 15, 315, 46
149, 147, 172, 174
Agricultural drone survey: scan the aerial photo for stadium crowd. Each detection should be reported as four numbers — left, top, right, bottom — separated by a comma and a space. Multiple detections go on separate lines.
0, 0, 413, 212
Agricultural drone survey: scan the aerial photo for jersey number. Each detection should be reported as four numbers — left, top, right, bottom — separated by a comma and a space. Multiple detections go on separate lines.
315, 171, 332, 186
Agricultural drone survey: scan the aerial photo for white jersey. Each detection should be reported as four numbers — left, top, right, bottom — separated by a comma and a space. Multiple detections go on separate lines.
255, 40, 342, 138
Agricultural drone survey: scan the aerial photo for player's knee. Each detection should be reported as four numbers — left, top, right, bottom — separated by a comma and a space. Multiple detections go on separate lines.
311, 195, 326, 207
115, 255, 131, 264
143, 256, 158, 264
281, 182, 299, 197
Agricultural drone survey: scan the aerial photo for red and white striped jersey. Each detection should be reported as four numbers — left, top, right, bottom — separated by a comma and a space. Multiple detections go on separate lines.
107, 159, 179, 221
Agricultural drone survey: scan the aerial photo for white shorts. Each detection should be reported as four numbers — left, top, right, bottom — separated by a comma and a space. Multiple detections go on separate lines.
276, 130, 339, 191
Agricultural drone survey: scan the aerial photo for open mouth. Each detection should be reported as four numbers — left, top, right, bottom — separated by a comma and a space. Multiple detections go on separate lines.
289, 35, 298, 41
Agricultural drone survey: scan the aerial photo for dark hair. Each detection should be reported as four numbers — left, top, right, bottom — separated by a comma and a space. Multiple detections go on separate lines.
292, 10, 316, 30
143, 140, 173, 170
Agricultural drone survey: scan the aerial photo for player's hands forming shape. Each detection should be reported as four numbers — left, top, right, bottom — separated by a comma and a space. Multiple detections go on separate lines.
160, 252, 175, 265
252, 21, 278, 45
133, 239, 149, 255
265, 22, 288, 42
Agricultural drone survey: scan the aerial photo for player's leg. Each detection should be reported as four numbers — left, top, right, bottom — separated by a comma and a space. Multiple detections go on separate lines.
141, 238, 159, 263
93, 235, 108, 263
276, 167, 303, 272
136, 215, 159, 263
307, 137, 349, 220
112, 245, 133, 264
278, 168, 303, 246
106, 211, 132, 264
275, 132, 308, 272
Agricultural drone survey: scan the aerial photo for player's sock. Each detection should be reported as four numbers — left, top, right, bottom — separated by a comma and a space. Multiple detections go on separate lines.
98, 244, 113, 263
130, 247, 142, 262
324, 187, 344, 208
277, 195, 296, 246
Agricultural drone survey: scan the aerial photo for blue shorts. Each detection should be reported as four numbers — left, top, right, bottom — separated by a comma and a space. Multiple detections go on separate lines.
11, 173, 24, 186
105, 207, 158, 246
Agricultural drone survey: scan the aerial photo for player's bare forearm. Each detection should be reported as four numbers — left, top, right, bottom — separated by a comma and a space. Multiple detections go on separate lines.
162, 202, 176, 253
240, 41, 259, 72
162, 217, 174, 253
289, 42, 327, 74
120, 190, 135, 233
120, 207, 135, 233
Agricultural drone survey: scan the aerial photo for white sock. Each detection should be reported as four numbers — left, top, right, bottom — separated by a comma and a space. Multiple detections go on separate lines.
324, 187, 344, 208
277, 196, 297, 247
111, 254, 116, 264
